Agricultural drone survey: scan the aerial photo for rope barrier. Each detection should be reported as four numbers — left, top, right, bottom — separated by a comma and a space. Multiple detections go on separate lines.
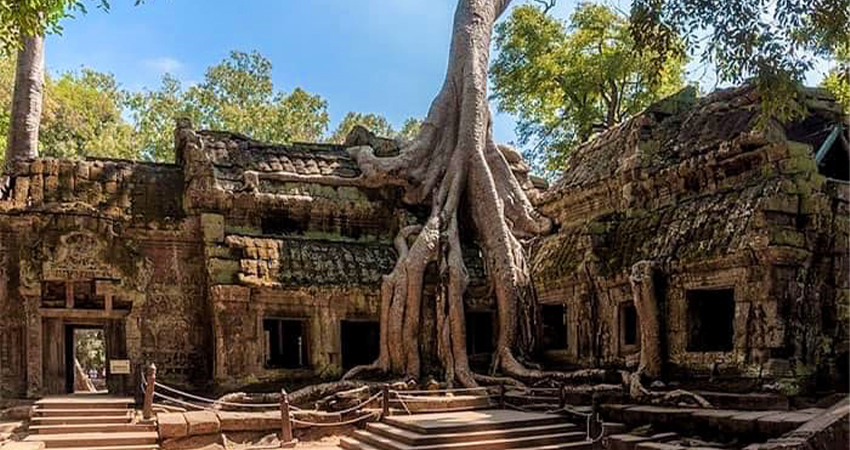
154, 391, 214, 411
290, 411, 379, 427
327, 392, 383, 416
155, 382, 279, 409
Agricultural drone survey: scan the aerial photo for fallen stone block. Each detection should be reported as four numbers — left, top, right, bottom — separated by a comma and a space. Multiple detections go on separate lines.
216, 411, 280, 432
184, 410, 221, 436
158, 412, 189, 439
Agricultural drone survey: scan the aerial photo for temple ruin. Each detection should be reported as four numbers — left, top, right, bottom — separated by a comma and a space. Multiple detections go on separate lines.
0, 84, 846, 402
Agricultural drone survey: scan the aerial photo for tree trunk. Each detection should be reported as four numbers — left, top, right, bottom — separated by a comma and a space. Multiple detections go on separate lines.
629, 260, 663, 379
6, 35, 45, 168
343, 0, 553, 387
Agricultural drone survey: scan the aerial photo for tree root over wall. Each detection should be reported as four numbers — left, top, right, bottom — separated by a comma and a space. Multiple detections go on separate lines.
333, 0, 710, 411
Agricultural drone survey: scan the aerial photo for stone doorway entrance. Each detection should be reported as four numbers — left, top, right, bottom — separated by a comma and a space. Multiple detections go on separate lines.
65, 326, 107, 393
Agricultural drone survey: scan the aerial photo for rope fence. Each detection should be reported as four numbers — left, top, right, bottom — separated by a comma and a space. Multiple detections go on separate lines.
140, 361, 605, 446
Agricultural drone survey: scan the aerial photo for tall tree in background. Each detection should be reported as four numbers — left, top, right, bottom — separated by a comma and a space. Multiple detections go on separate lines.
491, 2, 685, 172
329, 112, 395, 144
1, 0, 119, 169
130, 51, 330, 162
6, 34, 45, 167
328, 112, 421, 144
0, 56, 138, 166
630, 0, 849, 122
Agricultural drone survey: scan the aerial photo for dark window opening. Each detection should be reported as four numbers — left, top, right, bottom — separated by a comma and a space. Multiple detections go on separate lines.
341, 320, 380, 370
42, 281, 66, 308
263, 318, 308, 369
261, 216, 304, 236
541, 304, 567, 350
620, 304, 639, 348
72, 280, 102, 310
466, 312, 494, 355
687, 289, 735, 352
815, 126, 850, 181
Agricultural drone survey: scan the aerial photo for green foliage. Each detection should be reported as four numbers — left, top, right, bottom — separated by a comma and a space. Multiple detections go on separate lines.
397, 117, 422, 142
822, 43, 849, 112
491, 3, 686, 172
0, 54, 138, 166
129, 51, 331, 161
328, 111, 395, 144
0, 0, 124, 54
74, 329, 105, 372
630, 0, 850, 123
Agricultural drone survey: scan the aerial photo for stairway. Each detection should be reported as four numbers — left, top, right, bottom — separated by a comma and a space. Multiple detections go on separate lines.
25, 396, 158, 450
340, 409, 590, 450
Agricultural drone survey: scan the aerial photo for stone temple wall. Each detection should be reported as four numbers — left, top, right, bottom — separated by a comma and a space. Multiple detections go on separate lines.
0, 158, 210, 397
530, 86, 849, 389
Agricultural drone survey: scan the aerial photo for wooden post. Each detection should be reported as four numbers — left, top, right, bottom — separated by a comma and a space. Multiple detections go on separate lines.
381, 384, 390, 418
498, 383, 505, 409
142, 363, 156, 420
558, 383, 566, 409
280, 389, 293, 446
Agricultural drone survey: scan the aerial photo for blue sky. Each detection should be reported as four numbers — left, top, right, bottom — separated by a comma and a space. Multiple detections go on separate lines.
46, 0, 835, 145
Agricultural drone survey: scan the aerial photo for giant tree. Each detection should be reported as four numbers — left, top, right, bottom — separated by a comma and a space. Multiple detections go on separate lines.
341, 0, 555, 387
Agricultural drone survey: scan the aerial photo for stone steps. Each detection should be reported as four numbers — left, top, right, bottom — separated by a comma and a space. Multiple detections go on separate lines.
31, 415, 132, 425
25, 396, 159, 450
30, 423, 156, 434
24, 431, 158, 448
365, 421, 580, 446
340, 409, 588, 450
34, 408, 131, 418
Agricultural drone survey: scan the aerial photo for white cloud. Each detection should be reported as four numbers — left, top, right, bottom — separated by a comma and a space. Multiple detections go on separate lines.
143, 57, 184, 75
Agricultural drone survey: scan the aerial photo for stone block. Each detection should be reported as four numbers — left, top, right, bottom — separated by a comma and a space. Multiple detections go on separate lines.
216, 411, 280, 431
756, 412, 815, 437
201, 213, 225, 243
184, 410, 220, 436
724, 410, 779, 435
157, 412, 189, 439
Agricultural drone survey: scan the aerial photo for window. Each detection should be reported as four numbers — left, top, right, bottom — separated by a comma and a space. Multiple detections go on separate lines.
815, 125, 849, 181
687, 289, 735, 352
341, 320, 380, 370
465, 312, 494, 355
261, 216, 303, 236
541, 304, 567, 350
263, 318, 309, 369
42, 281, 67, 308
619, 303, 639, 350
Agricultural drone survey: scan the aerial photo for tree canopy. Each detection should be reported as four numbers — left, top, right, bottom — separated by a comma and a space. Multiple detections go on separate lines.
0, 0, 116, 53
630, 0, 849, 122
491, 2, 686, 172
129, 51, 330, 161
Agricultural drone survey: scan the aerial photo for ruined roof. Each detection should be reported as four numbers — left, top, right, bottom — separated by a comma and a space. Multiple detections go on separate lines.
225, 235, 396, 287
0, 157, 183, 220
532, 177, 778, 280
547, 85, 846, 196
194, 130, 363, 194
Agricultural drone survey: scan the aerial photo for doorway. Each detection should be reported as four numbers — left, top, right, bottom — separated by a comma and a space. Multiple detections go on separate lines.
65, 326, 107, 393
340, 320, 380, 370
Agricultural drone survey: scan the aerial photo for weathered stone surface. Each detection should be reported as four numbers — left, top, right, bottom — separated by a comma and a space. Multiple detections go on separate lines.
216, 411, 280, 432
158, 412, 189, 439
184, 411, 221, 436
